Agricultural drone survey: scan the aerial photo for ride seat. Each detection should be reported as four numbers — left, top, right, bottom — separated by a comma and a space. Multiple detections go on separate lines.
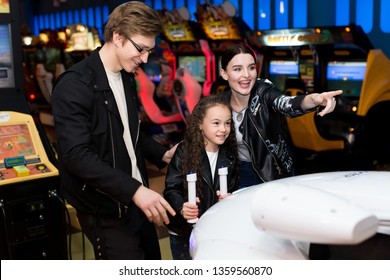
35, 63, 55, 126
135, 68, 183, 124
172, 67, 202, 125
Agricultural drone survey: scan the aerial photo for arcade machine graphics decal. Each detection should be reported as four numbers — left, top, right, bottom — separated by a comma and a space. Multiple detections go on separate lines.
195, 1, 242, 40
159, 7, 197, 43
0, 0, 10, 13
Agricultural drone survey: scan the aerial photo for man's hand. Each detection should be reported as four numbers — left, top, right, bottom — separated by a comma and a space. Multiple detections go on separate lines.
132, 186, 176, 226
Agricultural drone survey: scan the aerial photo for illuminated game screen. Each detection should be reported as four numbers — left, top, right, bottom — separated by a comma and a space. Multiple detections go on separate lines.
327, 61, 366, 98
0, 124, 36, 160
178, 56, 206, 83
0, 112, 59, 184
143, 56, 161, 83
269, 60, 299, 91
0, 24, 14, 88
299, 59, 315, 93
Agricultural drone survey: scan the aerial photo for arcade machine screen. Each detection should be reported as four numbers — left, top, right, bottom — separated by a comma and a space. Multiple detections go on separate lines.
326, 61, 366, 98
299, 59, 315, 93
178, 56, 206, 83
143, 56, 162, 83
269, 60, 299, 91
0, 24, 14, 88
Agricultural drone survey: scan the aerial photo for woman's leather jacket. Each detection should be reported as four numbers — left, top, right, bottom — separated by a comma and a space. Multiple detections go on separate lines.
224, 78, 308, 182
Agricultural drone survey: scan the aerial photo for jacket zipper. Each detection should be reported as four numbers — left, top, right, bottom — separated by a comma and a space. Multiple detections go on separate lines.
104, 94, 123, 219
201, 172, 216, 202
135, 119, 147, 186
245, 113, 282, 181
135, 119, 140, 148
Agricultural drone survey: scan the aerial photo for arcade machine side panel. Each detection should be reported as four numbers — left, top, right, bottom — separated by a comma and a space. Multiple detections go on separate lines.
357, 49, 390, 117
351, 49, 390, 165
0, 111, 67, 259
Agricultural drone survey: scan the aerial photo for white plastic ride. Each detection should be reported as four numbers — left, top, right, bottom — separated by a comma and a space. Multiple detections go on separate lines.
190, 171, 390, 259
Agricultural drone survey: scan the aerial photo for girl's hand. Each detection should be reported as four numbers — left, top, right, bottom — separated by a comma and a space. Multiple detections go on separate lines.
217, 190, 231, 201
181, 198, 200, 220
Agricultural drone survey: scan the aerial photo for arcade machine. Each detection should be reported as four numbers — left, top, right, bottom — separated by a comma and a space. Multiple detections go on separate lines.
22, 28, 71, 127
195, 1, 252, 94
134, 38, 186, 147
158, 7, 214, 123
64, 23, 102, 63
137, 60, 183, 125
136, 37, 182, 125
247, 27, 344, 154
247, 24, 390, 168
0, 0, 67, 259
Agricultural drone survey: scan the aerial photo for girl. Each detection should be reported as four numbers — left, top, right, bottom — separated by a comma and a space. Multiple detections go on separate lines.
164, 94, 239, 260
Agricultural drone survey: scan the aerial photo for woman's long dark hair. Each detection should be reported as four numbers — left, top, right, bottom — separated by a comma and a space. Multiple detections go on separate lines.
220, 42, 256, 71
182, 95, 238, 199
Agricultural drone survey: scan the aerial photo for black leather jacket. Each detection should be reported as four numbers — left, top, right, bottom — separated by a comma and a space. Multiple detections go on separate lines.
163, 142, 239, 237
223, 78, 308, 182
52, 48, 168, 218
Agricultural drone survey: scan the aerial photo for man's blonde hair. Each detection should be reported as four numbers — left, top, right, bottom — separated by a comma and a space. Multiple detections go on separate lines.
103, 1, 162, 42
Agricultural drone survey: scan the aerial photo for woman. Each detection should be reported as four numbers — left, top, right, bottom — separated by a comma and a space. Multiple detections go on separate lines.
220, 43, 342, 188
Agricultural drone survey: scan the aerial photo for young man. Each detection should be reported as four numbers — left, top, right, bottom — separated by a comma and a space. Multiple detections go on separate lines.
51, 1, 176, 260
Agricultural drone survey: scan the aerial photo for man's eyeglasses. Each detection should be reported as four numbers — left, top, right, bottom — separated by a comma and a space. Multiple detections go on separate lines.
128, 37, 154, 55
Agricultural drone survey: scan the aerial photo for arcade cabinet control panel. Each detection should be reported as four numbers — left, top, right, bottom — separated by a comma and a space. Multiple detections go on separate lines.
0, 111, 58, 185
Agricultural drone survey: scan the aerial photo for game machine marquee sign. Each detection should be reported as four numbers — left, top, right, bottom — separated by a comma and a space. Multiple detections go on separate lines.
255, 28, 335, 47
